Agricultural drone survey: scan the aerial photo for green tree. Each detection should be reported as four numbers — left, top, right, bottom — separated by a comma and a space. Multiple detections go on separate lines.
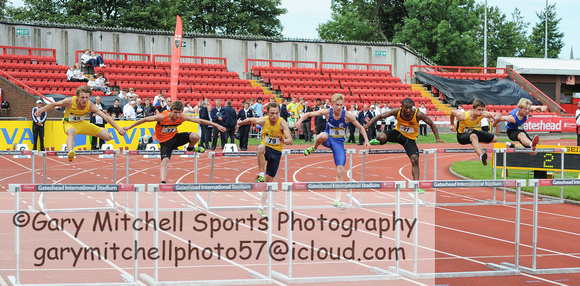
0, 0, 7, 18
317, 0, 406, 42
474, 5, 530, 67
4, 0, 286, 37
393, 0, 479, 66
521, 3, 564, 58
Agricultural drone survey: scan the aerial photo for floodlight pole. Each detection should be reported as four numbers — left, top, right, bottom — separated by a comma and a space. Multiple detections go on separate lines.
545, 0, 548, 58
484, 0, 488, 67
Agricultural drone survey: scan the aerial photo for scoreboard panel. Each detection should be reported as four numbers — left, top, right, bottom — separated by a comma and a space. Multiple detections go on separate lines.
493, 144, 580, 172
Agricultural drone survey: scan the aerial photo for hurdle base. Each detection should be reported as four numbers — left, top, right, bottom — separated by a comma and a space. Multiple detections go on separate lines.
501, 262, 580, 274
7, 275, 140, 286
271, 267, 398, 283
389, 264, 519, 279
139, 272, 273, 285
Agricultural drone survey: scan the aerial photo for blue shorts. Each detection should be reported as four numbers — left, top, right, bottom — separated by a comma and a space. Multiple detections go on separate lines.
265, 147, 282, 177
322, 136, 346, 166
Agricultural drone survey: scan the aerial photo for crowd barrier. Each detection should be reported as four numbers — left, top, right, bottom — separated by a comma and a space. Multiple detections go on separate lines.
8, 183, 145, 286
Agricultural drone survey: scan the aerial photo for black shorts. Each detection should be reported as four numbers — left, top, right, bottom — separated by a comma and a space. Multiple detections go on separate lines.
382, 129, 419, 158
160, 132, 191, 160
506, 129, 531, 147
456, 130, 495, 145
265, 147, 282, 177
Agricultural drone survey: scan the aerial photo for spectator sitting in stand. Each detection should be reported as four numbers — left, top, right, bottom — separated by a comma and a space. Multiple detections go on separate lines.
183, 101, 194, 114
87, 75, 111, 95
95, 73, 111, 94
162, 97, 172, 113
80, 49, 106, 67
127, 87, 139, 101
66, 64, 88, 82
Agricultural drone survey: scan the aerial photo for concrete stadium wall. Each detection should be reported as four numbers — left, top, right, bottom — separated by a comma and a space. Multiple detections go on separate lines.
0, 21, 429, 80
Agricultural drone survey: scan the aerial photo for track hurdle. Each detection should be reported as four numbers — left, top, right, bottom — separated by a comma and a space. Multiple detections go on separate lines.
7, 183, 145, 286
494, 147, 566, 204
141, 183, 277, 286
0, 150, 37, 213
501, 178, 580, 275
39, 149, 120, 212
277, 148, 356, 210
353, 149, 426, 208
122, 149, 200, 212
275, 181, 404, 283
396, 179, 525, 279
199, 151, 264, 211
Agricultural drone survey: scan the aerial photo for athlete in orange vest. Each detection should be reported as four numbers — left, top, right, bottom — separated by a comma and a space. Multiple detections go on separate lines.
124, 100, 225, 184
34, 85, 125, 162
365, 98, 444, 182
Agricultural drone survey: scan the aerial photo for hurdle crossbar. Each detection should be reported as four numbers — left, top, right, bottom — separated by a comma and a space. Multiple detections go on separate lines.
121, 150, 200, 212
140, 183, 276, 286
0, 150, 37, 213
40, 150, 120, 213
274, 181, 403, 283
279, 149, 356, 210
501, 179, 580, 275
395, 180, 524, 279
7, 183, 145, 286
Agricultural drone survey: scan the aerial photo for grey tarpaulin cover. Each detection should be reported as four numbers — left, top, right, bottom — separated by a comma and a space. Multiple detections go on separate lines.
414, 71, 539, 106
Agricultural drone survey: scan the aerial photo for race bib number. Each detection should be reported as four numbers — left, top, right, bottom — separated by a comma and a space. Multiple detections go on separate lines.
68, 114, 84, 122
330, 127, 346, 138
161, 127, 176, 134
265, 136, 280, 145
400, 125, 414, 134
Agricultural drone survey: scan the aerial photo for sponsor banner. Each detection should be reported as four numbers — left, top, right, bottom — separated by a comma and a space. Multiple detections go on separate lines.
523, 116, 576, 132
437, 148, 476, 153
289, 149, 334, 154
0, 120, 198, 150
305, 182, 383, 190
538, 180, 553, 186
48, 150, 114, 156
172, 183, 255, 191
369, 149, 412, 154
26, 184, 122, 192
551, 179, 580, 186
431, 180, 509, 188
215, 152, 258, 157
0, 150, 32, 155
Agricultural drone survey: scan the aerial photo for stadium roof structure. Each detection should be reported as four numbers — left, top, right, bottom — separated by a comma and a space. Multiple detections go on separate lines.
497, 57, 580, 76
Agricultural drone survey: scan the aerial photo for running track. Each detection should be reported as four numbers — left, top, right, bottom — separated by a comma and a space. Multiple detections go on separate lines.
0, 138, 579, 285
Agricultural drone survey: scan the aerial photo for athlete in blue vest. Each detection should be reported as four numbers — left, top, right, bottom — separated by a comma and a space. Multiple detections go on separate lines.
493, 98, 546, 151
296, 93, 370, 210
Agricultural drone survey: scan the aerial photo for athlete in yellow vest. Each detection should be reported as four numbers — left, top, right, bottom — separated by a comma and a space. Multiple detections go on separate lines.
34, 85, 125, 162
365, 98, 444, 182
449, 99, 501, 166
238, 102, 293, 217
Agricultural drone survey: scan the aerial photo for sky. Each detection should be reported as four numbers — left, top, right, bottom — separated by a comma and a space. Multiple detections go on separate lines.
278, 0, 578, 60
7, 0, 578, 59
